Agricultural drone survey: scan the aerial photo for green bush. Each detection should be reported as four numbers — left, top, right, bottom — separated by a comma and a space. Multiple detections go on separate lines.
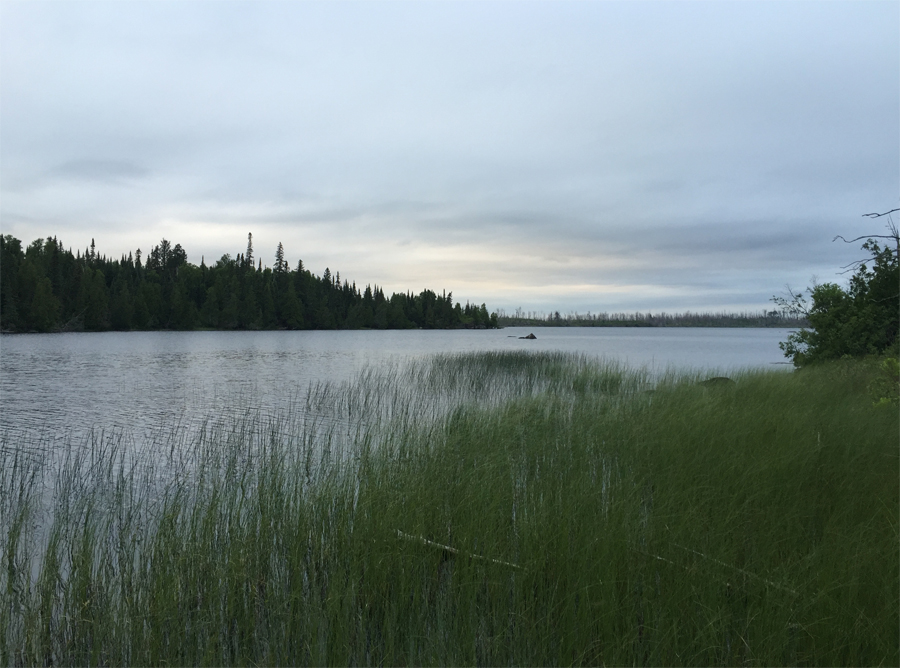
776, 238, 899, 366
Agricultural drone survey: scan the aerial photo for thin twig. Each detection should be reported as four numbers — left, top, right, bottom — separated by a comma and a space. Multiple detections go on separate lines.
633, 530, 800, 596
396, 529, 525, 570
833, 234, 898, 245
669, 542, 799, 596
862, 208, 900, 219
633, 548, 678, 566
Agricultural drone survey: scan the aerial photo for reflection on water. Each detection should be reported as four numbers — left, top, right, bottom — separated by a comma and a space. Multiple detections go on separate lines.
1, 327, 790, 449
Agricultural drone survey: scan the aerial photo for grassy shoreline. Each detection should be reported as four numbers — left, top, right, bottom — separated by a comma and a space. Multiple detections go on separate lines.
2, 353, 897, 666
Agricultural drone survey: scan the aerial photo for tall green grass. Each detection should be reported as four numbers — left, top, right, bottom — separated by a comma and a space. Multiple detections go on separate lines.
1, 352, 897, 665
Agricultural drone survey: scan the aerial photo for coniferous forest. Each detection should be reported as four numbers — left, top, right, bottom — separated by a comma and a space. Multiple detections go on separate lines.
0, 233, 499, 333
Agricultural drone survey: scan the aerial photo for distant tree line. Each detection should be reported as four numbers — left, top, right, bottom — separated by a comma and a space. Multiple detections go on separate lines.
0, 233, 499, 333
497, 309, 808, 328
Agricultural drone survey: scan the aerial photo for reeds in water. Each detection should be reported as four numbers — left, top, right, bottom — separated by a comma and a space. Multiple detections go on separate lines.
1, 352, 896, 665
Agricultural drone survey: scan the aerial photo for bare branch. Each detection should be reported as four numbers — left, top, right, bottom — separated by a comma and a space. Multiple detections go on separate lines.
874, 292, 900, 304
771, 284, 810, 317
833, 234, 897, 244
862, 208, 900, 218
836, 211, 900, 252
837, 252, 888, 272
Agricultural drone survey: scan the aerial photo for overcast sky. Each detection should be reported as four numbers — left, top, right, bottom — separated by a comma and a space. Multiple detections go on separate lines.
1, 1, 897, 314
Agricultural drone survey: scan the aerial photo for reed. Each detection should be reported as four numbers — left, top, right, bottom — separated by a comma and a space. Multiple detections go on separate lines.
1, 353, 896, 666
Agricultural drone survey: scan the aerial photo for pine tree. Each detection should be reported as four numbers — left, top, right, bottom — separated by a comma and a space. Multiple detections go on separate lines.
275, 242, 285, 273
0, 235, 23, 329
108, 278, 133, 330
29, 277, 60, 332
79, 267, 109, 330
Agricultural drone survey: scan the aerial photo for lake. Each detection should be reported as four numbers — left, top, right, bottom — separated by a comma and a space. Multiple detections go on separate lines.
0, 327, 793, 447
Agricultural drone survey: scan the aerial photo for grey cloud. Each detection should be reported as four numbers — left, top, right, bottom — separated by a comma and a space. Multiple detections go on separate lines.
50, 159, 149, 184
1, 1, 896, 313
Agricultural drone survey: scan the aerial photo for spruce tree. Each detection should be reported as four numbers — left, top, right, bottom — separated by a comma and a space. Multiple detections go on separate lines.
29, 277, 60, 332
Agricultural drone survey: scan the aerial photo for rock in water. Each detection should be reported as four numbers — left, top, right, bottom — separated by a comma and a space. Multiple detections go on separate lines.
700, 376, 735, 387
519, 333, 537, 340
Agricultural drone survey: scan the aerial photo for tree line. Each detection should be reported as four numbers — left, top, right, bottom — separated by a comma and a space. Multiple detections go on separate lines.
497, 309, 808, 328
0, 233, 499, 333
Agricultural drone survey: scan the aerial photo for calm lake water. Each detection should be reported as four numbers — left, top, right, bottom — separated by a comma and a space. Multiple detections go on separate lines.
1, 327, 792, 446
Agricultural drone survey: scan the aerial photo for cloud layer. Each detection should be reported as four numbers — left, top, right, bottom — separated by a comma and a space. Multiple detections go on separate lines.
2, 1, 897, 312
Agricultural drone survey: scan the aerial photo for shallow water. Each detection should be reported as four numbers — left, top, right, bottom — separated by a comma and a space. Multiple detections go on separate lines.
0, 327, 791, 447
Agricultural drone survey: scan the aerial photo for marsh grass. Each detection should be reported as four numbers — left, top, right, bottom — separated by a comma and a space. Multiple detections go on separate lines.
1, 352, 897, 665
